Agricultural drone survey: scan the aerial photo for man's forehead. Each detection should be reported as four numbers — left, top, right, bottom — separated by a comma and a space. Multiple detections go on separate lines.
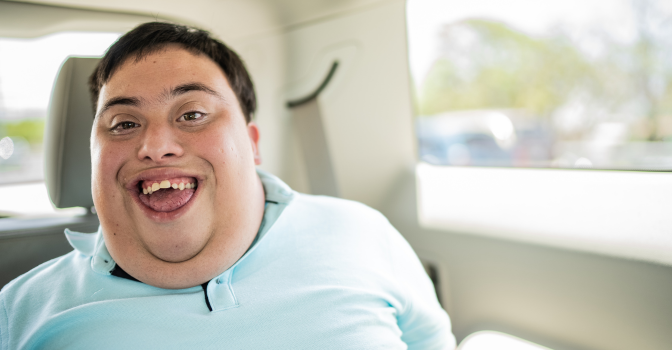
115, 44, 208, 74
108, 48, 223, 86
97, 47, 231, 111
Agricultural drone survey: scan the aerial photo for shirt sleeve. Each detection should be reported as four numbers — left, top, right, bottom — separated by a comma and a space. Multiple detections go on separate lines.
383, 221, 457, 350
0, 293, 8, 350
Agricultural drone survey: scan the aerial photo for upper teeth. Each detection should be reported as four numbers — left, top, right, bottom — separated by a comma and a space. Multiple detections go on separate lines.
143, 180, 196, 194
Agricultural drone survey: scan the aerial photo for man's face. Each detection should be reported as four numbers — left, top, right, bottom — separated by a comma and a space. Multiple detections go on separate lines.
91, 46, 265, 289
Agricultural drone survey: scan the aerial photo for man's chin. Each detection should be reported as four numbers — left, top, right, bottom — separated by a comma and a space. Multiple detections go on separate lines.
134, 214, 213, 263
147, 245, 204, 263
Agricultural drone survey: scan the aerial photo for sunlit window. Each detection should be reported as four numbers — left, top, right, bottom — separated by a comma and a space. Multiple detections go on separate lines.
0, 32, 120, 218
407, 0, 672, 170
458, 331, 551, 350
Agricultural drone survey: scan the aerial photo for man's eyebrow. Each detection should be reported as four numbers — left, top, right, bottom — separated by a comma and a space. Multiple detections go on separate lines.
97, 96, 142, 118
168, 82, 225, 100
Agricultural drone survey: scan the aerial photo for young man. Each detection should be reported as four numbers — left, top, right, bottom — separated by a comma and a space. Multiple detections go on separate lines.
0, 22, 455, 349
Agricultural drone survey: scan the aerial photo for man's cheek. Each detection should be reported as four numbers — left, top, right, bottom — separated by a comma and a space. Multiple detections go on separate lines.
98, 142, 131, 173
92, 144, 129, 208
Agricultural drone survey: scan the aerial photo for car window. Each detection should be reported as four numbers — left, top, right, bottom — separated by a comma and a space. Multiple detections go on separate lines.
407, 0, 672, 170
0, 32, 120, 218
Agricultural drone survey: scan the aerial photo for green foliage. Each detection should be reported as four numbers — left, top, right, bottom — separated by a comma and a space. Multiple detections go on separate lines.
0, 119, 45, 145
419, 19, 595, 117
417, 1, 672, 141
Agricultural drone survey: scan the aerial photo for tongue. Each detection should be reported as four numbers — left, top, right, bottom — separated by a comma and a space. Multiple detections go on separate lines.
139, 188, 195, 212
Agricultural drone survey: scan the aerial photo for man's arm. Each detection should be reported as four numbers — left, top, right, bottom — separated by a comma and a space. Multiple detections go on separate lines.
0, 290, 9, 350
384, 222, 457, 349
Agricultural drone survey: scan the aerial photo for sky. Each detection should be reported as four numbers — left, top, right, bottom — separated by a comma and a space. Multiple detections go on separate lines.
0, 32, 120, 115
405, 0, 669, 88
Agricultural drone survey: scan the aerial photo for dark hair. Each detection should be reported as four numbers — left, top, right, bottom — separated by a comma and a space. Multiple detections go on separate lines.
89, 22, 256, 122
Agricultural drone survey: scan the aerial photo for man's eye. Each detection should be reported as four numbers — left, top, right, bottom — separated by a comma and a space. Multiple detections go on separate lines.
111, 121, 140, 132
181, 112, 204, 121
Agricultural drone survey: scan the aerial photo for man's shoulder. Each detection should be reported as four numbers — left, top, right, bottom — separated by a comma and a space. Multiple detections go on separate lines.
290, 192, 389, 224
260, 170, 389, 227
273, 192, 400, 250
1, 250, 81, 303
0, 250, 100, 349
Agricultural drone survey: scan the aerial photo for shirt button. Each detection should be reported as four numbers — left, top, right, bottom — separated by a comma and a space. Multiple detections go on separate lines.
216, 278, 222, 284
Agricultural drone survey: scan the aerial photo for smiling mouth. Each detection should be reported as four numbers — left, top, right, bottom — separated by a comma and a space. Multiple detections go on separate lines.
137, 177, 198, 212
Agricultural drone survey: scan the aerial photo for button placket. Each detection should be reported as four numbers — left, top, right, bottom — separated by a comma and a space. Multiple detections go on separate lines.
206, 268, 238, 312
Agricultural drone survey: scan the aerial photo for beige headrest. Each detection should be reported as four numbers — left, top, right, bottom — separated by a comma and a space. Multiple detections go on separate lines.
44, 57, 100, 209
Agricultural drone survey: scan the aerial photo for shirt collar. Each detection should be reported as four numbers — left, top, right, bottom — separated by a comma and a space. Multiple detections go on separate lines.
257, 168, 294, 204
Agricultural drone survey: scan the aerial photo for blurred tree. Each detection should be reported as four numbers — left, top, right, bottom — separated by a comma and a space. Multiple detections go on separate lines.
418, 0, 672, 141
628, 0, 672, 140
1, 119, 45, 145
419, 19, 595, 119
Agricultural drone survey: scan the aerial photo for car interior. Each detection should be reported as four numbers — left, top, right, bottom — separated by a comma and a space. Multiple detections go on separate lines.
1, 1, 671, 349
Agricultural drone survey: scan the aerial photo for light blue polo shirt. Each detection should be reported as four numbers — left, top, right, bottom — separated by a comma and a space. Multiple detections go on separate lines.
0, 170, 455, 350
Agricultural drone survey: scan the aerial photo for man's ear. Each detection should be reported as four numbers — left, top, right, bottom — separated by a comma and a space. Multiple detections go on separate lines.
247, 122, 261, 165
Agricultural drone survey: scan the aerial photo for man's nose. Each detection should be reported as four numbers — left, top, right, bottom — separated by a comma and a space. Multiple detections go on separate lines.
137, 123, 184, 162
